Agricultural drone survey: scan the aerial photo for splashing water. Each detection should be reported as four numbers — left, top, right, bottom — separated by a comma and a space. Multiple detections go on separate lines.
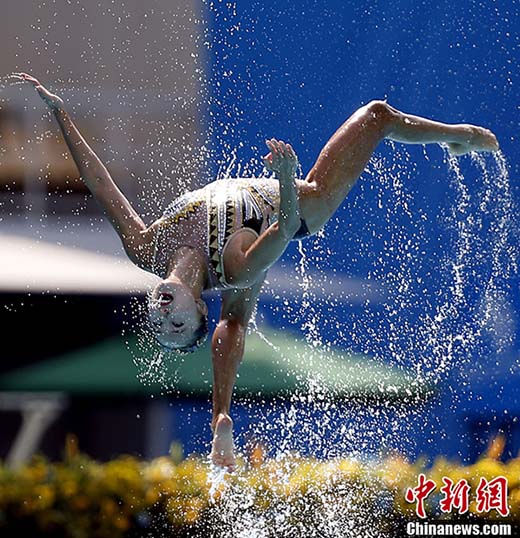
2, 2, 518, 536
414, 150, 517, 383
118, 65, 518, 535
471, 151, 517, 352
208, 462, 229, 503
186, 148, 516, 537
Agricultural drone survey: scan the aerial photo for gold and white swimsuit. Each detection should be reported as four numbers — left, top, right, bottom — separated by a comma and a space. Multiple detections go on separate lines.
152, 177, 281, 289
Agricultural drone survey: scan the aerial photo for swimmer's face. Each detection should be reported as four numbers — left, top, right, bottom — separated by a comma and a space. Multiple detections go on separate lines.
148, 279, 208, 350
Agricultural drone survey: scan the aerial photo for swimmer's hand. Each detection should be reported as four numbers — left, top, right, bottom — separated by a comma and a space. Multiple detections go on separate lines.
11, 73, 64, 112
264, 139, 301, 235
263, 139, 298, 178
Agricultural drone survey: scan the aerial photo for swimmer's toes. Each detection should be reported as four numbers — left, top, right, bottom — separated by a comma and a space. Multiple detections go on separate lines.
448, 127, 499, 156
212, 454, 224, 466
486, 131, 499, 152
222, 459, 236, 473
211, 453, 235, 472
471, 126, 499, 152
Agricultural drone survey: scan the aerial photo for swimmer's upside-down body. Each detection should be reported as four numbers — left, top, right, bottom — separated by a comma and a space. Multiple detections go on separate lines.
15, 73, 499, 471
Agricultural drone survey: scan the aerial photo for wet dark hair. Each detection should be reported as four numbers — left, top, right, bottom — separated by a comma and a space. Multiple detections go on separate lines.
157, 312, 209, 354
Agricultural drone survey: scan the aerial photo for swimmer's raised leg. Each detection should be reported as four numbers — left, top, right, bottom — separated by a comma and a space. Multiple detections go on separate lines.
383, 102, 499, 156
296, 100, 499, 235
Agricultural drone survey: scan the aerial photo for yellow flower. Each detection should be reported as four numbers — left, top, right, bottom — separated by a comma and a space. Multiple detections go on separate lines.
144, 457, 176, 484
33, 484, 55, 510
60, 479, 78, 497
70, 494, 90, 511
101, 498, 119, 518
144, 486, 160, 506
114, 515, 130, 531
184, 497, 205, 524
469, 457, 506, 484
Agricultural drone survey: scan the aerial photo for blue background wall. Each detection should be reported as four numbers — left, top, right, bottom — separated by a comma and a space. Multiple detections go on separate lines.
186, 0, 520, 463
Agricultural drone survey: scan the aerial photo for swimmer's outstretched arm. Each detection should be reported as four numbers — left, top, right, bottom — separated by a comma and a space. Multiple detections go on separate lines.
14, 73, 153, 268
224, 139, 301, 287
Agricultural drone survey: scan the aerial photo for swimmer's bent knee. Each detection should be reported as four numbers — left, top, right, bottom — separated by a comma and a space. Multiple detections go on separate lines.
358, 100, 396, 132
363, 100, 390, 116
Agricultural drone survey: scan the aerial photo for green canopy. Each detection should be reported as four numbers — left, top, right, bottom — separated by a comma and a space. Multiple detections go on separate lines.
0, 327, 426, 400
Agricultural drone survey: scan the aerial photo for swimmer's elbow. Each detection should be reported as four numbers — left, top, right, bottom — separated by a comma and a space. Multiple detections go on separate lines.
120, 231, 154, 270
223, 252, 259, 289
226, 266, 263, 289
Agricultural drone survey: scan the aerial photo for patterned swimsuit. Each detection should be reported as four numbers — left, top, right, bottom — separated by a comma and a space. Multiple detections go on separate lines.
153, 177, 294, 289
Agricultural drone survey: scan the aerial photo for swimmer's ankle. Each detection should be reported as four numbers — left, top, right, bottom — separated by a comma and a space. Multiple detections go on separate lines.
211, 412, 232, 433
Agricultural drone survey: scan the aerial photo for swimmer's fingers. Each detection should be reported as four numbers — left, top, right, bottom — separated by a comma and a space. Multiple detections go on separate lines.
262, 153, 274, 171
276, 140, 298, 172
274, 139, 287, 157
11, 72, 41, 86
274, 140, 296, 162
265, 139, 276, 154
271, 139, 290, 167
264, 139, 298, 176
286, 143, 297, 161
286, 143, 299, 170
272, 139, 290, 161
265, 140, 281, 168
15, 73, 65, 111
267, 139, 281, 159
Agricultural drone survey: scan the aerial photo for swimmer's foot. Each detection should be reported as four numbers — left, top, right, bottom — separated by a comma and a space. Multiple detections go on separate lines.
210, 413, 236, 472
447, 125, 499, 156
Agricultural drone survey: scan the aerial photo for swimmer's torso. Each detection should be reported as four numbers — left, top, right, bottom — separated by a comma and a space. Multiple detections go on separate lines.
152, 177, 281, 289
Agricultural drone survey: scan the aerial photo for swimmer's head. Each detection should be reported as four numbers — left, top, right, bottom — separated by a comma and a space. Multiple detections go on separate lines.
148, 278, 208, 353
